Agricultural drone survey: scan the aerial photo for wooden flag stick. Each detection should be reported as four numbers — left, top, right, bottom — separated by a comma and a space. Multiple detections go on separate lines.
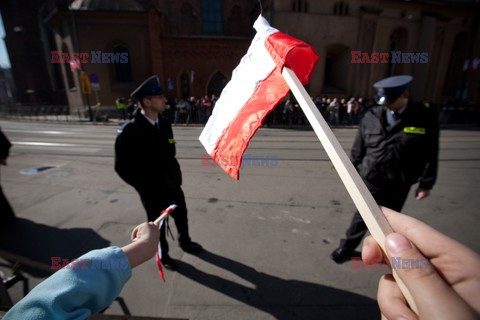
282, 67, 418, 313
154, 211, 170, 226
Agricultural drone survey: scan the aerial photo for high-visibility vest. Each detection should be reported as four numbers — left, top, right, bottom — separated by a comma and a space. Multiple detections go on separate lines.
116, 99, 126, 110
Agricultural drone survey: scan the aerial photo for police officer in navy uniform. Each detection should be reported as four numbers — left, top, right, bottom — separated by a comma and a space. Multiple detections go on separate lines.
115, 75, 202, 270
331, 75, 439, 263
0, 127, 15, 227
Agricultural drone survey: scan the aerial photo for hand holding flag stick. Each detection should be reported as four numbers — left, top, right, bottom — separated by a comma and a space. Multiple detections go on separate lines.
199, 15, 418, 314
282, 67, 417, 312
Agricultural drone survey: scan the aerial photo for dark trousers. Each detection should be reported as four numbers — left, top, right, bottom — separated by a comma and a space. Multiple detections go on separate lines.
139, 186, 191, 255
0, 185, 15, 227
339, 182, 411, 251
118, 109, 126, 121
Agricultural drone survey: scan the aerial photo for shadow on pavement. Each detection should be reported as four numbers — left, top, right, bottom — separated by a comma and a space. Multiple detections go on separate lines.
176, 250, 379, 320
0, 218, 110, 278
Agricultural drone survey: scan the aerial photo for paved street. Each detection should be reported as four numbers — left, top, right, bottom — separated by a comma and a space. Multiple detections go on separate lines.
1, 120, 479, 319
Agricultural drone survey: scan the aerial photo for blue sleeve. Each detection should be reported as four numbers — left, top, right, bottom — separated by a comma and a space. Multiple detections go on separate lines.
4, 246, 132, 320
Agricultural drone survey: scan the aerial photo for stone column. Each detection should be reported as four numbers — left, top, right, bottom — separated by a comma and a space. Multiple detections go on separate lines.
352, 6, 382, 97
411, 13, 436, 101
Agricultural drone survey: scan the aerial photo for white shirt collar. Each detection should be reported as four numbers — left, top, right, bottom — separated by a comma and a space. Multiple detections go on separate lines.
141, 111, 158, 126
386, 105, 407, 127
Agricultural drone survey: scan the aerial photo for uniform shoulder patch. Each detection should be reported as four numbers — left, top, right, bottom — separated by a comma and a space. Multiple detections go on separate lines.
404, 127, 426, 134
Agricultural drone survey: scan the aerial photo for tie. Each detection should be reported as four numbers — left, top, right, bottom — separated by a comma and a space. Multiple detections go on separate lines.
393, 111, 401, 121
385, 110, 399, 131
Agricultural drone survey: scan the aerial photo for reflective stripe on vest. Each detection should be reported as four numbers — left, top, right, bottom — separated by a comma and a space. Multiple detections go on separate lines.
403, 127, 426, 134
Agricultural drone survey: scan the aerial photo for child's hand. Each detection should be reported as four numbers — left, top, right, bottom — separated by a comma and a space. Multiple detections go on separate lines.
123, 222, 160, 268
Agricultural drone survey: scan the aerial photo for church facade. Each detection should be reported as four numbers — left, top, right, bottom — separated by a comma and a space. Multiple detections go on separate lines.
1, 0, 478, 114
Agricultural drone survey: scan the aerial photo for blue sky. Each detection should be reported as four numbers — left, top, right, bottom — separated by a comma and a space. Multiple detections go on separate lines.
0, 12, 11, 68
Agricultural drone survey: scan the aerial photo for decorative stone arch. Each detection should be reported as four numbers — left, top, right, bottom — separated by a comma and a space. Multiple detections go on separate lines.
178, 71, 191, 99
333, 2, 348, 15
292, 0, 309, 13
386, 27, 408, 77
111, 44, 133, 84
323, 43, 350, 93
206, 71, 228, 98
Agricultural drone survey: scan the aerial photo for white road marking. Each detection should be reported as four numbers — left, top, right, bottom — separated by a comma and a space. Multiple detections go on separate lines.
12, 141, 78, 147
5, 129, 72, 135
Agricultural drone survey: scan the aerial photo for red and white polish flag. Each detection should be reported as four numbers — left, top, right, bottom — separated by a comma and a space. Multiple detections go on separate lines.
155, 204, 177, 281
199, 15, 319, 180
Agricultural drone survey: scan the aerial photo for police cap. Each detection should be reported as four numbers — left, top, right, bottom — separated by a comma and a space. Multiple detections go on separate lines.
130, 75, 163, 101
373, 75, 413, 105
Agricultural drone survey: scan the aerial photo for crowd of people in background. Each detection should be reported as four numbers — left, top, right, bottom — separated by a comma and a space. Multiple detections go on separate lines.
116, 93, 478, 127
119, 94, 221, 125
314, 95, 374, 126
150, 94, 219, 125
128, 93, 375, 127
273, 95, 375, 127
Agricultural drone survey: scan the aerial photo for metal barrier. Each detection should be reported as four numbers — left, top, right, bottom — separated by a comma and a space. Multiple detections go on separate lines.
0, 104, 72, 122
1, 102, 479, 127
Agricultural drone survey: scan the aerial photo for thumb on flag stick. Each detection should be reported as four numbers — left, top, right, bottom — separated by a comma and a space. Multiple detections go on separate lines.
281, 67, 418, 314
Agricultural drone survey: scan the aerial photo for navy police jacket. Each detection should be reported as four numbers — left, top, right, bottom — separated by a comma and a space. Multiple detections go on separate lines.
351, 101, 439, 189
0, 128, 11, 160
115, 110, 182, 194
